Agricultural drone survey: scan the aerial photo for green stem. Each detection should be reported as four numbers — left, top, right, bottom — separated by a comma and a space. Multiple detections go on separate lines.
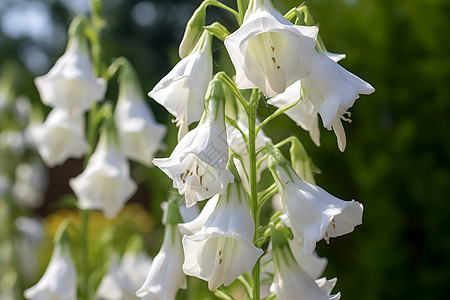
203, 0, 242, 25
80, 209, 90, 300
256, 97, 300, 135
247, 89, 260, 300
237, 0, 248, 22
217, 72, 249, 109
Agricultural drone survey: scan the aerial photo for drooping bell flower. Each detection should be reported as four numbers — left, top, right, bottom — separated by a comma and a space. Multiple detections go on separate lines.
148, 30, 212, 139
114, 60, 166, 167
181, 182, 263, 291
153, 76, 233, 207
69, 124, 137, 219
301, 50, 375, 151
24, 223, 77, 300
270, 226, 340, 300
136, 201, 186, 300
26, 108, 89, 168
267, 146, 363, 254
34, 18, 106, 113
97, 236, 153, 300
224, 0, 318, 97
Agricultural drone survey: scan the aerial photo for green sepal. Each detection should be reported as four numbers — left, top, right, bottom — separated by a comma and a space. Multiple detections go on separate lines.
269, 224, 290, 251
203, 22, 231, 41
289, 138, 319, 184
213, 287, 236, 300
53, 219, 72, 246
179, 4, 207, 58
202, 74, 226, 123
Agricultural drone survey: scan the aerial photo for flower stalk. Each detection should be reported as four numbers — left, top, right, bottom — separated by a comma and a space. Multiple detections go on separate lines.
247, 89, 260, 300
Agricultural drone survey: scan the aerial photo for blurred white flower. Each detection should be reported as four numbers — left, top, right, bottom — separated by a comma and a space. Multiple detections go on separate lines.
34, 35, 106, 113
96, 251, 153, 300
182, 183, 263, 291
69, 133, 137, 219
0, 174, 10, 196
0, 131, 26, 154
149, 31, 212, 139
224, 0, 318, 97
115, 62, 166, 167
26, 108, 89, 167
12, 161, 48, 209
15, 217, 44, 282
24, 243, 77, 300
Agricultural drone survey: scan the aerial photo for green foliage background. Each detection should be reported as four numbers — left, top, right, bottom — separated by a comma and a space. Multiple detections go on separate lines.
1, 0, 449, 299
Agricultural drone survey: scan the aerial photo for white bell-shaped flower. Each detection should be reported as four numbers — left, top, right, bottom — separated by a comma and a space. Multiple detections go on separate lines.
96, 251, 153, 300
69, 131, 137, 219
270, 158, 363, 254
34, 22, 106, 113
136, 202, 186, 300
224, 0, 318, 97
301, 50, 375, 151
272, 245, 340, 300
114, 61, 166, 167
26, 108, 89, 168
182, 183, 263, 291
153, 78, 233, 207
12, 161, 48, 209
24, 242, 77, 300
148, 30, 212, 139
267, 52, 348, 147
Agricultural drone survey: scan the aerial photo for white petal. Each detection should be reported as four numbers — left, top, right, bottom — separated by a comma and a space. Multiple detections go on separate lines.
149, 34, 212, 125
225, 0, 318, 97
136, 225, 184, 300
276, 166, 363, 254
35, 37, 106, 113
69, 136, 137, 219
26, 108, 88, 168
273, 247, 340, 300
178, 195, 219, 235
115, 88, 166, 166
24, 244, 77, 300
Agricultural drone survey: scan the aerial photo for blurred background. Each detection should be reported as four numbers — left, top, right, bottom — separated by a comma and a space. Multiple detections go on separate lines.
0, 0, 449, 299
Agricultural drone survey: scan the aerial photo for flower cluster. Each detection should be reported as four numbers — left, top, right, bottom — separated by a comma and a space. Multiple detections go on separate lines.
20, 0, 374, 299
138, 0, 373, 298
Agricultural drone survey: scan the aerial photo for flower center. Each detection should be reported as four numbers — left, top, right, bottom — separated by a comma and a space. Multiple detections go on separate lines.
179, 164, 209, 192
248, 32, 286, 94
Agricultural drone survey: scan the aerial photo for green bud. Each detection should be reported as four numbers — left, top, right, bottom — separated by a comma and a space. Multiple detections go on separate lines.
179, 4, 207, 58
203, 75, 226, 122
289, 138, 318, 184
269, 225, 290, 251
266, 145, 288, 172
